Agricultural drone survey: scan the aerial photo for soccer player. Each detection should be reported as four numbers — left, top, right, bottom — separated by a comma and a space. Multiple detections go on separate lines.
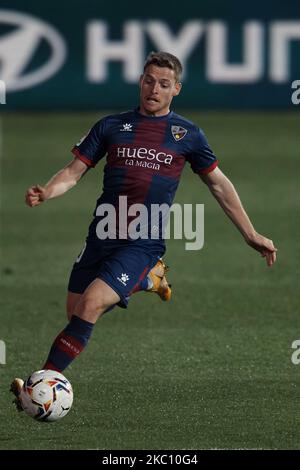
11, 51, 277, 408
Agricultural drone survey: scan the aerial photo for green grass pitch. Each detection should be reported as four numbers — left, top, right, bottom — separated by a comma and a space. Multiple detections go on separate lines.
0, 110, 299, 449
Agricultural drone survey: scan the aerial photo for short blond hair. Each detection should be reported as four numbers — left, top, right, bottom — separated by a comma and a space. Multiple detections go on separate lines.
143, 51, 183, 83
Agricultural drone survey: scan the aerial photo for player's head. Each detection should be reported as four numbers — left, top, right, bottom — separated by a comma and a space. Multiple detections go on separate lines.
139, 51, 182, 117
143, 51, 183, 83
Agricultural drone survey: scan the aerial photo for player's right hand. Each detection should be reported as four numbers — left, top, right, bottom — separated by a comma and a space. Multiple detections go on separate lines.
25, 185, 47, 207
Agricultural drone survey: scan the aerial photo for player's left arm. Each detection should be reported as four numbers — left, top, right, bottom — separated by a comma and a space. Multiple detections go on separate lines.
200, 167, 277, 266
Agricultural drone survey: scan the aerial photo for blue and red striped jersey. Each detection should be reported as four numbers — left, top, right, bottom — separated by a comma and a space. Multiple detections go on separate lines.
72, 108, 218, 246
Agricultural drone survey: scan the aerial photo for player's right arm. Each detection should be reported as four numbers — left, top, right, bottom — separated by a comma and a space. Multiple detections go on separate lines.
25, 157, 88, 207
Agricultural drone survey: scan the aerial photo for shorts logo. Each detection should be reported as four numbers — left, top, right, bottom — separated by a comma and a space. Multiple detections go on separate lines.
171, 125, 187, 141
117, 273, 130, 286
120, 123, 133, 132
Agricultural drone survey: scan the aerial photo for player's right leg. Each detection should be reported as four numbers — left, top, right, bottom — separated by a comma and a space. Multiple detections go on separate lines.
10, 378, 24, 412
66, 291, 82, 321
10, 279, 119, 411
11, 294, 80, 410
42, 278, 120, 373
10, 243, 169, 410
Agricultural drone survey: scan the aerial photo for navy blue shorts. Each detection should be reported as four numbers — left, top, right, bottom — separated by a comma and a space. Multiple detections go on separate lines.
68, 240, 163, 308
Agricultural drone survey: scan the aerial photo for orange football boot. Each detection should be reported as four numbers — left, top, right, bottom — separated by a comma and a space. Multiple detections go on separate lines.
10, 378, 24, 412
147, 258, 172, 301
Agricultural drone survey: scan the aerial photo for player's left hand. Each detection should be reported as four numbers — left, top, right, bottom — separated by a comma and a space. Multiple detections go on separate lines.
246, 232, 277, 266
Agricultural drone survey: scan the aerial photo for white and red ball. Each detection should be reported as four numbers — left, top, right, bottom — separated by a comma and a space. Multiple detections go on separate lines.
20, 370, 73, 422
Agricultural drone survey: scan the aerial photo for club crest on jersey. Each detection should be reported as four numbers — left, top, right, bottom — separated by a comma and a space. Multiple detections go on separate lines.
171, 126, 187, 141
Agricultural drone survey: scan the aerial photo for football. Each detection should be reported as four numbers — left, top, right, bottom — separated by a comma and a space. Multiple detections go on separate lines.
20, 370, 73, 422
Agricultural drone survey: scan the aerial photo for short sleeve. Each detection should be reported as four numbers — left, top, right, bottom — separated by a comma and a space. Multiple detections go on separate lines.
187, 127, 218, 175
71, 118, 107, 168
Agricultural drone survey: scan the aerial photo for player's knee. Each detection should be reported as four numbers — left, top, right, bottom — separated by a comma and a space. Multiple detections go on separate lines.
66, 292, 82, 321
74, 296, 110, 320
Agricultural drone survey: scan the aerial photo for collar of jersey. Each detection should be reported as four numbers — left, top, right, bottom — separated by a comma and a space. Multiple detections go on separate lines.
134, 107, 173, 120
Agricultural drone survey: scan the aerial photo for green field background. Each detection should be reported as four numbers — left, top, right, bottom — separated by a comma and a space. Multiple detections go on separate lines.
0, 111, 299, 449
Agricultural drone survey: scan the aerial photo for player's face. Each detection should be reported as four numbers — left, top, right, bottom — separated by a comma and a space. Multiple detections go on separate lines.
139, 65, 182, 116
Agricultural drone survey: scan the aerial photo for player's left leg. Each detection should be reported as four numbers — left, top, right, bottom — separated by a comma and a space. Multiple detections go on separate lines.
68, 238, 172, 317
145, 258, 172, 301
66, 264, 172, 322
127, 258, 171, 300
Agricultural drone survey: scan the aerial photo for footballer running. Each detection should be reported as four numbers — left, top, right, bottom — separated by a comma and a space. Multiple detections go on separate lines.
11, 51, 277, 409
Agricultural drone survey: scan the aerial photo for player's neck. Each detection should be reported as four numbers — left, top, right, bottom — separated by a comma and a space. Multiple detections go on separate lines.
138, 106, 170, 117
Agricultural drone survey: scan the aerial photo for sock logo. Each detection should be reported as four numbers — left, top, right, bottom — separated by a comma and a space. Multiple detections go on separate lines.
60, 338, 80, 355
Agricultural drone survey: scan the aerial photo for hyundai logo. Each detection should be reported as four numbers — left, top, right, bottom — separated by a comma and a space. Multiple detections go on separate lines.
0, 10, 67, 91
